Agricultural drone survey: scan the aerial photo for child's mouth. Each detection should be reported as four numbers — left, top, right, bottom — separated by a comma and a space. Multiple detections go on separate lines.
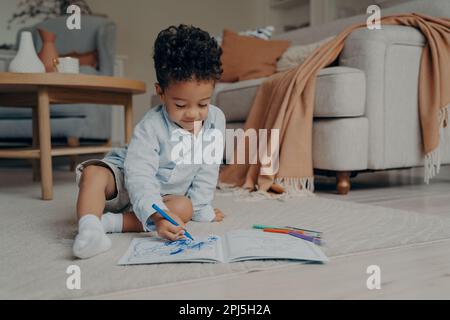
181, 120, 197, 126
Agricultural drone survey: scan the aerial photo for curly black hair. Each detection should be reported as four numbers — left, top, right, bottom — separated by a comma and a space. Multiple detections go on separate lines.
153, 24, 223, 91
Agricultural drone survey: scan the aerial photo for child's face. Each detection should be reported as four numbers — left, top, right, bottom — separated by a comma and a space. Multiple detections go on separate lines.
155, 79, 214, 133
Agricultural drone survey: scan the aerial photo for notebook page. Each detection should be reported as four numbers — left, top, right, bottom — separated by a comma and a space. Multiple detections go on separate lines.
118, 236, 223, 265
224, 229, 328, 263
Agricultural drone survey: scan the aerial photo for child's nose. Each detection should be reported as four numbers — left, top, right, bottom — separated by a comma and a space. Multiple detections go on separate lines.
185, 111, 197, 119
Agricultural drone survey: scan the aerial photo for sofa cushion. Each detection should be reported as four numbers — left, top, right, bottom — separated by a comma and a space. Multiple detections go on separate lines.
219, 29, 290, 82
276, 36, 335, 72
216, 119, 369, 171
213, 66, 366, 122
213, 77, 267, 122
0, 117, 86, 139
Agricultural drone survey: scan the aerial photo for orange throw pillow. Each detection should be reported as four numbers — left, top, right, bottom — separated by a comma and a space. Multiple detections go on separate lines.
220, 29, 290, 82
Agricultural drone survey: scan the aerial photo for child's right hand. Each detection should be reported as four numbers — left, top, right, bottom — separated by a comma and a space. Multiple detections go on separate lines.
151, 211, 186, 241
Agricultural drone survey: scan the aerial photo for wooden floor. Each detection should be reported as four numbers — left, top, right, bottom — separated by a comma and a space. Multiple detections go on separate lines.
318, 166, 450, 219
89, 165, 450, 300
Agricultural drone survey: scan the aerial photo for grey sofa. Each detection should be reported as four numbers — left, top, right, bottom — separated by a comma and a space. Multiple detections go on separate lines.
0, 15, 116, 142
151, 0, 450, 194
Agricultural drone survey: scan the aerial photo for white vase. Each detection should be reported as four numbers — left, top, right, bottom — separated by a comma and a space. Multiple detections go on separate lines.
9, 31, 45, 73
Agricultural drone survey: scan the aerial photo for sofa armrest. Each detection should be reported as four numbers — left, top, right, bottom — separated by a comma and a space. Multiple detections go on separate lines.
339, 25, 426, 170
343, 25, 425, 51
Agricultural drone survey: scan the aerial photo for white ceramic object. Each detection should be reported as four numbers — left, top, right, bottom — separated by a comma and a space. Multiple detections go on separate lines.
56, 57, 80, 74
8, 31, 45, 73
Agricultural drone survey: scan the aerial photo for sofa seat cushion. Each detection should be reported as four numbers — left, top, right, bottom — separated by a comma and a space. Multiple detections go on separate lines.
0, 117, 86, 139
213, 77, 267, 123
219, 119, 369, 171
213, 66, 366, 122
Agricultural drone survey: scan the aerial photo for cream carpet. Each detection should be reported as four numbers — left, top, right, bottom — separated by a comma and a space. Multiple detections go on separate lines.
2, 169, 450, 299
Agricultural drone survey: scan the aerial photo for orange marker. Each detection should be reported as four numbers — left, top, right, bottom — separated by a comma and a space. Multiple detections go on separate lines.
263, 228, 307, 235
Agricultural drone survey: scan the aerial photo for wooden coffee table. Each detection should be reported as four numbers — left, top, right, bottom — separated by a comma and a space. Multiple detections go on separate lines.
0, 72, 146, 200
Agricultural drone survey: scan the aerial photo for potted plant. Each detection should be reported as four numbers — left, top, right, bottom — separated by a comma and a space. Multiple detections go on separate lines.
7, 0, 94, 29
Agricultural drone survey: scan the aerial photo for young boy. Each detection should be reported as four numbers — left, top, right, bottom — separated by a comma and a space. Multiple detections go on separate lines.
73, 24, 226, 259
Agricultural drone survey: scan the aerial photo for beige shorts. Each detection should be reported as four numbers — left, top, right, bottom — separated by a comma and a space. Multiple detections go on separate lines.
75, 159, 132, 213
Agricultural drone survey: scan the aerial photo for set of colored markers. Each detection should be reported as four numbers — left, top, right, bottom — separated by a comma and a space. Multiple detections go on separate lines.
253, 224, 323, 246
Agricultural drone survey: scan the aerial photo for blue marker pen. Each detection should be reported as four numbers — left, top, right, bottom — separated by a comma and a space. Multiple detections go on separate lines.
151, 203, 194, 240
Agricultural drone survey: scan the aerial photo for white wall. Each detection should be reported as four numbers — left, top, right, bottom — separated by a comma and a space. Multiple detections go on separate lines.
0, 0, 44, 46
310, 0, 415, 25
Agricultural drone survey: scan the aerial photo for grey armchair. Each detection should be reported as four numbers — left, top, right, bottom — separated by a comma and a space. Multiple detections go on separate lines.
0, 15, 117, 143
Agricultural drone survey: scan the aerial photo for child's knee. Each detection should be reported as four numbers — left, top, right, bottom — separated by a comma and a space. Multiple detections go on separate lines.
79, 165, 115, 195
176, 197, 193, 223
166, 196, 193, 223
80, 165, 105, 184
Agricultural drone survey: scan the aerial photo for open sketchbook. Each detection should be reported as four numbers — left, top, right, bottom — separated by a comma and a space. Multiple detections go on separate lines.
118, 229, 328, 265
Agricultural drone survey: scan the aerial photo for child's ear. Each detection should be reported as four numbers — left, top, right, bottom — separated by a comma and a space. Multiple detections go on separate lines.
154, 83, 164, 97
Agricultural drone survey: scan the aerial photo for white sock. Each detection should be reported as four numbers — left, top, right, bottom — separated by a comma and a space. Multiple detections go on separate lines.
101, 212, 123, 233
73, 214, 112, 259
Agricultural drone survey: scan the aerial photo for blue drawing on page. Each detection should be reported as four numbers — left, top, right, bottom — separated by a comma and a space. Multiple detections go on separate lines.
132, 236, 219, 259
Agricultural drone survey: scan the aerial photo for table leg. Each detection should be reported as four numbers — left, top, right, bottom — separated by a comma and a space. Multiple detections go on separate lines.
124, 95, 133, 144
32, 106, 40, 182
38, 88, 53, 200
67, 136, 80, 172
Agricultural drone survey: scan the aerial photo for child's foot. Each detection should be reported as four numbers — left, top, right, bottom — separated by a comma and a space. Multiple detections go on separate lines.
213, 208, 225, 222
73, 214, 112, 259
101, 212, 123, 233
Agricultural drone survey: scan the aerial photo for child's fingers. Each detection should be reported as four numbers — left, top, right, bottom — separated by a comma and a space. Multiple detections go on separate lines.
162, 228, 185, 241
175, 230, 186, 240
157, 222, 183, 240
167, 224, 184, 234
166, 230, 186, 241
161, 230, 178, 241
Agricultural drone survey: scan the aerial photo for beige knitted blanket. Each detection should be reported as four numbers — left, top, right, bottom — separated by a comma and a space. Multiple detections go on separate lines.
219, 14, 450, 196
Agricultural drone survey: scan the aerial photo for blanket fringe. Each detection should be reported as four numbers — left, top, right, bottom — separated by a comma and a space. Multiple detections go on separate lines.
424, 147, 440, 184
217, 177, 315, 202
424, 105, 449, 184
274, 176, 315, 194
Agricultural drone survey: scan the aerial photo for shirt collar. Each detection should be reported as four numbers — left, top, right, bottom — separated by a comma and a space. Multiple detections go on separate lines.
161, 104, 214, 136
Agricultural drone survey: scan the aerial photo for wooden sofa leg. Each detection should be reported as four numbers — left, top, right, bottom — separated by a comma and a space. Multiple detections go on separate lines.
336, 171, 351, 195
68, 137, 80, 172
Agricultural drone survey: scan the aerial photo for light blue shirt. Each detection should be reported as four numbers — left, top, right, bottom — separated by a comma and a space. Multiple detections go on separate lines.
103, 104, 226, 230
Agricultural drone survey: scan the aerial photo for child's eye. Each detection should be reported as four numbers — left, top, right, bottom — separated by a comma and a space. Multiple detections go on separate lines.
175, 104, 185, 108
199, 104, 208, 107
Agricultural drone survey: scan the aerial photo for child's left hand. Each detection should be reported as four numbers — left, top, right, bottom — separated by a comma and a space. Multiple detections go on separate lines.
213, 208, 225, 222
